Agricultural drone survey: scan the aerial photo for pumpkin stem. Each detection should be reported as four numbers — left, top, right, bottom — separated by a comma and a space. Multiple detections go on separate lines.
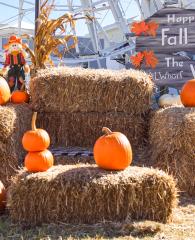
32, 112, 37, 131
102, 127, 112, 135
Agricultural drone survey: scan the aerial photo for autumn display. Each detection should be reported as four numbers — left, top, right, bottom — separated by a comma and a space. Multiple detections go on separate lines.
1, 2, 195, 239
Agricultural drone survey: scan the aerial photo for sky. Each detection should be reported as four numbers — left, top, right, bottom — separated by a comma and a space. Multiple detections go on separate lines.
0, 0, 141, 36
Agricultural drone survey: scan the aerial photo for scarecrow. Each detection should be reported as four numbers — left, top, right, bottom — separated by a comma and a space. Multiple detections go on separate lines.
2, 35, 30, 92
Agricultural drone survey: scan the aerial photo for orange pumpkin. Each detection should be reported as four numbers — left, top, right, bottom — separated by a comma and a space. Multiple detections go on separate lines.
0, 76, 11, 105
0, 181, 6, 212
94, 127, 132, 170
11, 90, 29, 104
22, 112, 50, 152
25, 149, 54, 172
181, 79, 195, 107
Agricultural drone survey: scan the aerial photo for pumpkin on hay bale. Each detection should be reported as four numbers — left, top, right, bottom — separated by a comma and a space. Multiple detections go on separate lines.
158, 94, 182, 108
11, 90, 29, 104
8, 164, 177, 225
36, 111, 149, 153
149, 106, 195, 196
0, 104, 32, 187
94, 127, 132, 170
0, 76, 11, 105
25, 150, 54, 172
22, 112, 50, 152
30, 67, 153, 114
180, 79, 195, 107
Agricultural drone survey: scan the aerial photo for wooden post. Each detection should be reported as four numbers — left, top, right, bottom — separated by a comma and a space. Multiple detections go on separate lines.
35, 0, 40, 35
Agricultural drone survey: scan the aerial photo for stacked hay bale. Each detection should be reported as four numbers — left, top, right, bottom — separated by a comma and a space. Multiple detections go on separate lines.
149, 106, 195, 196
0, 104, 32, 186
8, 164, 177, 225
7, 68, 179, 226
30, 67, 153, 153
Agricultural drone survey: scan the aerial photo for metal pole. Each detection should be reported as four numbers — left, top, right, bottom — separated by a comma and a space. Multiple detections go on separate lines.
135, 0, 145, 19
35, 0, 40, 35
18, 0, 24, 36
108, 0, 128, 35
67, 0, 80, 55
80, 0, 102, 68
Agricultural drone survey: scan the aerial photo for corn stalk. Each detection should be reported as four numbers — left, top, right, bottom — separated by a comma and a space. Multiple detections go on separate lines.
24, 0, 93, 70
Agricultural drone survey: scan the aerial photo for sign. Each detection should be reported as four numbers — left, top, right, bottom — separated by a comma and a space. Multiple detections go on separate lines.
134, 7, 195, 88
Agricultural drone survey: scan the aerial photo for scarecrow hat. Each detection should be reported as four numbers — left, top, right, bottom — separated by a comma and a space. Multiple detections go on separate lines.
3, 35, 22, 49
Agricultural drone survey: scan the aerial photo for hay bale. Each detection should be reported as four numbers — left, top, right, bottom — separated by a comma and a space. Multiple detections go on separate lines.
0, 104, 32, 187
8, 164, 177, 225
37, 111, 149, 151
30, 67, 153, 114
54, 154, 94, 165
149, 106, 195, 196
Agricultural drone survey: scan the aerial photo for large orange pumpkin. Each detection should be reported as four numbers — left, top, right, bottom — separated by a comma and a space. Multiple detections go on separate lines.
25, 149, 54, 172
22, 112, 50, 152
181, 79, 195, 107
11, 90, 29, 104
0, 76, 11, 105
94, 127, 132, 170
0, 181, 6, 212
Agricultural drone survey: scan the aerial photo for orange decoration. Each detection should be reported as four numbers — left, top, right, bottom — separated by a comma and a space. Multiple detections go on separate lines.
25, 149, 54, 172
147, 21, 159, 37
22, 112, 50, 152
94, 127, 132, 170
131, 21, 149, 36
143, 50, 158, 68
11, 90, 29, 104
131, 20, 158, 36
0, 76, 11, 105
0, 181, 6, 212
181, 79, 195, 107
130, 52, 144, 68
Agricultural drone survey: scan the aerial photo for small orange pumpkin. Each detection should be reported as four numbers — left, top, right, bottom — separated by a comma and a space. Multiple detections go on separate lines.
0, 76, 11, 105
0, 181, 6, 212
181, 79, 195, 107
22, 112, 50, 152
94, 127, 132, 170
11, 90, 29, 104
25, 149, 54, 172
